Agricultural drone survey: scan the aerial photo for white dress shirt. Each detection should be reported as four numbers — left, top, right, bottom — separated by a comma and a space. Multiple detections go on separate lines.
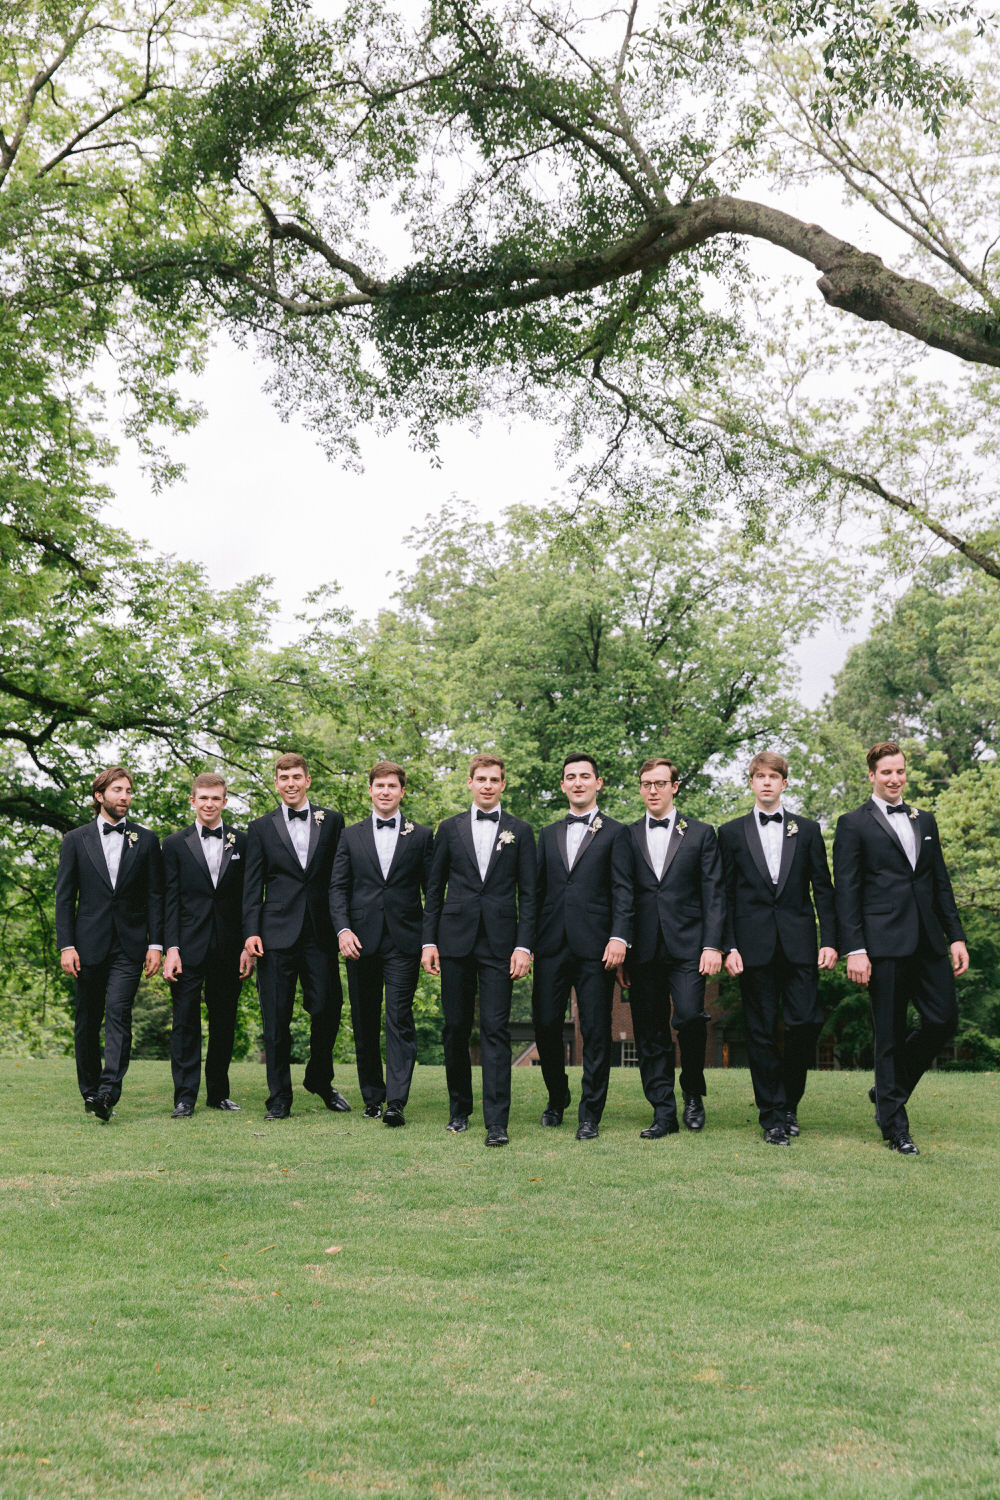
99, 815, 126, 886
645, 810, 676, 880
283, 801, 311, 869
198, 821, 225, 886
372, 809, 400, 879
471, 804, 501, 881
754, 804, 784, 884
872, 793, 917, 869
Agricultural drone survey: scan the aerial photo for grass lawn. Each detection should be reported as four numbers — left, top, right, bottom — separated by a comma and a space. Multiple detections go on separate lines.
2, 1059, 999, 1500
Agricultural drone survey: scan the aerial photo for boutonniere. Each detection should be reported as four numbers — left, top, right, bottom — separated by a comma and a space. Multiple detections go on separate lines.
786, 821, 798, 837
590, 816, 603, 833
313, 810, 326, 825
225, 832, 236, 848
401, 820, 415, 836
497, 830, 516, 847
126, 830, 138, 847
909, 808, 920, 821
677, 819, 687, 835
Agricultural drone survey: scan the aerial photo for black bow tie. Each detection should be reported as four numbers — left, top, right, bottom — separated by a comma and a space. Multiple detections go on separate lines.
288, 807, 308, 822
885, 802, 909, 815
102, 821, 125, 836
648, 817, 671, 830
566, 814, 592, 826
376, 817, 396, 830
476, 809, 499, 822
758, 811, 782, 825
201, 825, 223, 840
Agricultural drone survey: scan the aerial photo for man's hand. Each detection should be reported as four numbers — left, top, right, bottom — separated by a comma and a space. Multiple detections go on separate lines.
847, 952, 871, 986
617, 964, 630, 990
60, 947, 81, 977
510, 949, 532, 980
818, 946, 838, 971
421, 944, 440, 976
144, 949, 161, 978
163, 948, 182, 983
602, 938, 627, 971
339, 929, 363, 960
724, 949, 744, 978
239, 948, 255, 979
699, 948, 722, 977
245, 935, 264, 959
951, 940, 970, 976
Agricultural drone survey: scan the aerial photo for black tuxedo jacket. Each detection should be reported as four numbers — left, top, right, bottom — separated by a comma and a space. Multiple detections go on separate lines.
613, 815, 725, 964
534, 814, 632, 959
833, 799, 965, 959
55, 819, 164, 965
329, 817, 434, 957
421, 810, 536, 960
163, 823, 246, 966
242, 805, 344, 950
718, 811, 836, 966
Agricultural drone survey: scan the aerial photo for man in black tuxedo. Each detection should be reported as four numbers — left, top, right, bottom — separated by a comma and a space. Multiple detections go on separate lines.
243, 753, 349, 1120
613, 758, 724, 1138
719, 751, 837, 1145
421, 753, 536, 1146
56, 766, 164, 1120
834, 740, 968, 1155
330, 760, 434, 1128
162, 772, 253, 1116
532, 753, 632, 1140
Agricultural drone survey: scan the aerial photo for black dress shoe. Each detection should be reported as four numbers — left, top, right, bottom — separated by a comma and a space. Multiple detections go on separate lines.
362, 1103, 382, 1119
383, 1104, 405, 1128
264, 1107, 290, 1121
83, 1095, 96, 1115
576, 1120, 599, 1140
640, 1118, 679, 1139
682, 1093, 706, 1131
540, 1105, 564, 1127
785, 1111, 800, 1137
763, 1125, 790, 1145
308, 1086, 352, 1112
868, 1085, 877, 1104
171, 1101, 194, 1118
889, 1131, 920, 1155
446, 1115, 468, 1133
92, 1093, 113, 1122
485, 1125, 509, 1147
207, 1098, 241, 1111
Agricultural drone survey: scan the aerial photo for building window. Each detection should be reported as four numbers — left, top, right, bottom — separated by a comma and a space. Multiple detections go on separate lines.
621, 1040, 639, 1068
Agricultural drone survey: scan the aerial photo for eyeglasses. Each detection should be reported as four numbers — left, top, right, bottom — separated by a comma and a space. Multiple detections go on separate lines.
639, 779, 674, 792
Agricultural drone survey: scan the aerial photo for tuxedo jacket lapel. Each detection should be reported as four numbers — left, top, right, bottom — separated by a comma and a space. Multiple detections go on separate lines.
219, 825, 238, 883
742, 814, 772, 889
458, 813, 481, 882
185, 825, 214, 886
774, 821, 797, 898
659, 822, 684, 882
304, 810, 323, 871
116, 821, 139, 890
632, 820, 656, 877
83, 821, 113, 891
913, 809, 933, 868
556, 820, 570, 873
865, 799, 910, 862
358, 817, 384, 880
272, 807, 299, 865
384, 825, 412, 881
482, 814, 510, 884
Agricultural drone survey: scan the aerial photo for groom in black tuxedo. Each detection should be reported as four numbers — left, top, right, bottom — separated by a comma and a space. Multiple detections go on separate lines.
834, 740, 968, 1155
613, 758, 725, 1138
532, 753, 632, 1139
162, 772, 252, 1116
243, 753, 348, 1119
421, 753, 536, 1146
56, 766, 163, 1120
330, 760, 434, 1127
719, 751, 837, 1145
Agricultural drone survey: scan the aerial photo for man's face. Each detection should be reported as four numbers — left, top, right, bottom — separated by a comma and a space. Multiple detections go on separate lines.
97, 777, 133, 822
469, 765, 505, 811
561, 761, 602, 813
275, 766, 311, 808
639, 768, 677, 817
869, 754, 907, 804
191, 786, 227, 828
750, 767, 787, 811
369, 775, 404, 818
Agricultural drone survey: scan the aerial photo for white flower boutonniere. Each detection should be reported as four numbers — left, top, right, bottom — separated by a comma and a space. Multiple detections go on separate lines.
126, 830, 138, 847
677, 819, 688, 835
590, 816, 604, 833
225, 832, 236, 848
313, 810, 326, 825
909, 808, 920, 821
786, 821, 799, 837
497, 830, 516, 848
401, 820, 415, 836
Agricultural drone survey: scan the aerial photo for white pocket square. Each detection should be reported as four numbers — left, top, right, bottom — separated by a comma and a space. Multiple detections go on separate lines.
923, 836, 932, 841
230, 853, 241, 860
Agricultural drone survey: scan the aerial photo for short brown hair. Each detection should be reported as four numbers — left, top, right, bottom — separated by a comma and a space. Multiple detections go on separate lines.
192, 771, 227, 793
749, 751, 789, 779
867, 740, 904, 772
369, 760, 406, 787
469, 753, 505, 778
639, 757, 679, 784
92, 765, 133, 813
274, 753, 309, 776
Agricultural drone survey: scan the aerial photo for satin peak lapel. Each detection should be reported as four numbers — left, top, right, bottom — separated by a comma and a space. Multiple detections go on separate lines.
742, 814, 772, 889
457, 813, 481, 882
865, 799, 910, 862
774, 819, 797, 898
83, 821, 113, 891
659, 821, 684, 882
272, 807, 299, 866
555, 820, 570, 873
185, 825, 213, 885
632, 821, 656, 878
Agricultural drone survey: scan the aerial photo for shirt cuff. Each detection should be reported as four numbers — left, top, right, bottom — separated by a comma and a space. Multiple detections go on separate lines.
609, 936, 629, 946
846, 949, 867, 957
421, 943, 436, 950
148, 944, 163, 952
514, 946, 531, 956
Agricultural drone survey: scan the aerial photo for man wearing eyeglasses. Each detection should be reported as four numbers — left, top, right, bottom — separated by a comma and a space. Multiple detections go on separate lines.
614, 758, 724, 1137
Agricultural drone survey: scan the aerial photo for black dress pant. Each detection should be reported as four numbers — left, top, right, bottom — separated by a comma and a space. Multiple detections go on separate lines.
628, 939, 709, 1121
346, 943, 420, 1107
255, 921, 343, 1112
74, 943, 143, 1105
869, 943, 958, 1139
170, 946, 243, 1106
532, 951, 614, 1123
440, 938, 513, 1128
739, 942, 824, 1130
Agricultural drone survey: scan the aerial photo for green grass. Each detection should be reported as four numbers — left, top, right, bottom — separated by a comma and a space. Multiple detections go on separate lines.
2, 1060, 999, 1499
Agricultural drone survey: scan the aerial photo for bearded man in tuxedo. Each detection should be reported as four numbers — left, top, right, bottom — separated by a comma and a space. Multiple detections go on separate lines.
833, 741, 968, 1156
162, 772, 253, 1116
421, 753, 536, 1146
56, 766, 163, 1120
719, 751, 837, 1145
243, 753, 349, 1120
331, 760, 434, 1128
